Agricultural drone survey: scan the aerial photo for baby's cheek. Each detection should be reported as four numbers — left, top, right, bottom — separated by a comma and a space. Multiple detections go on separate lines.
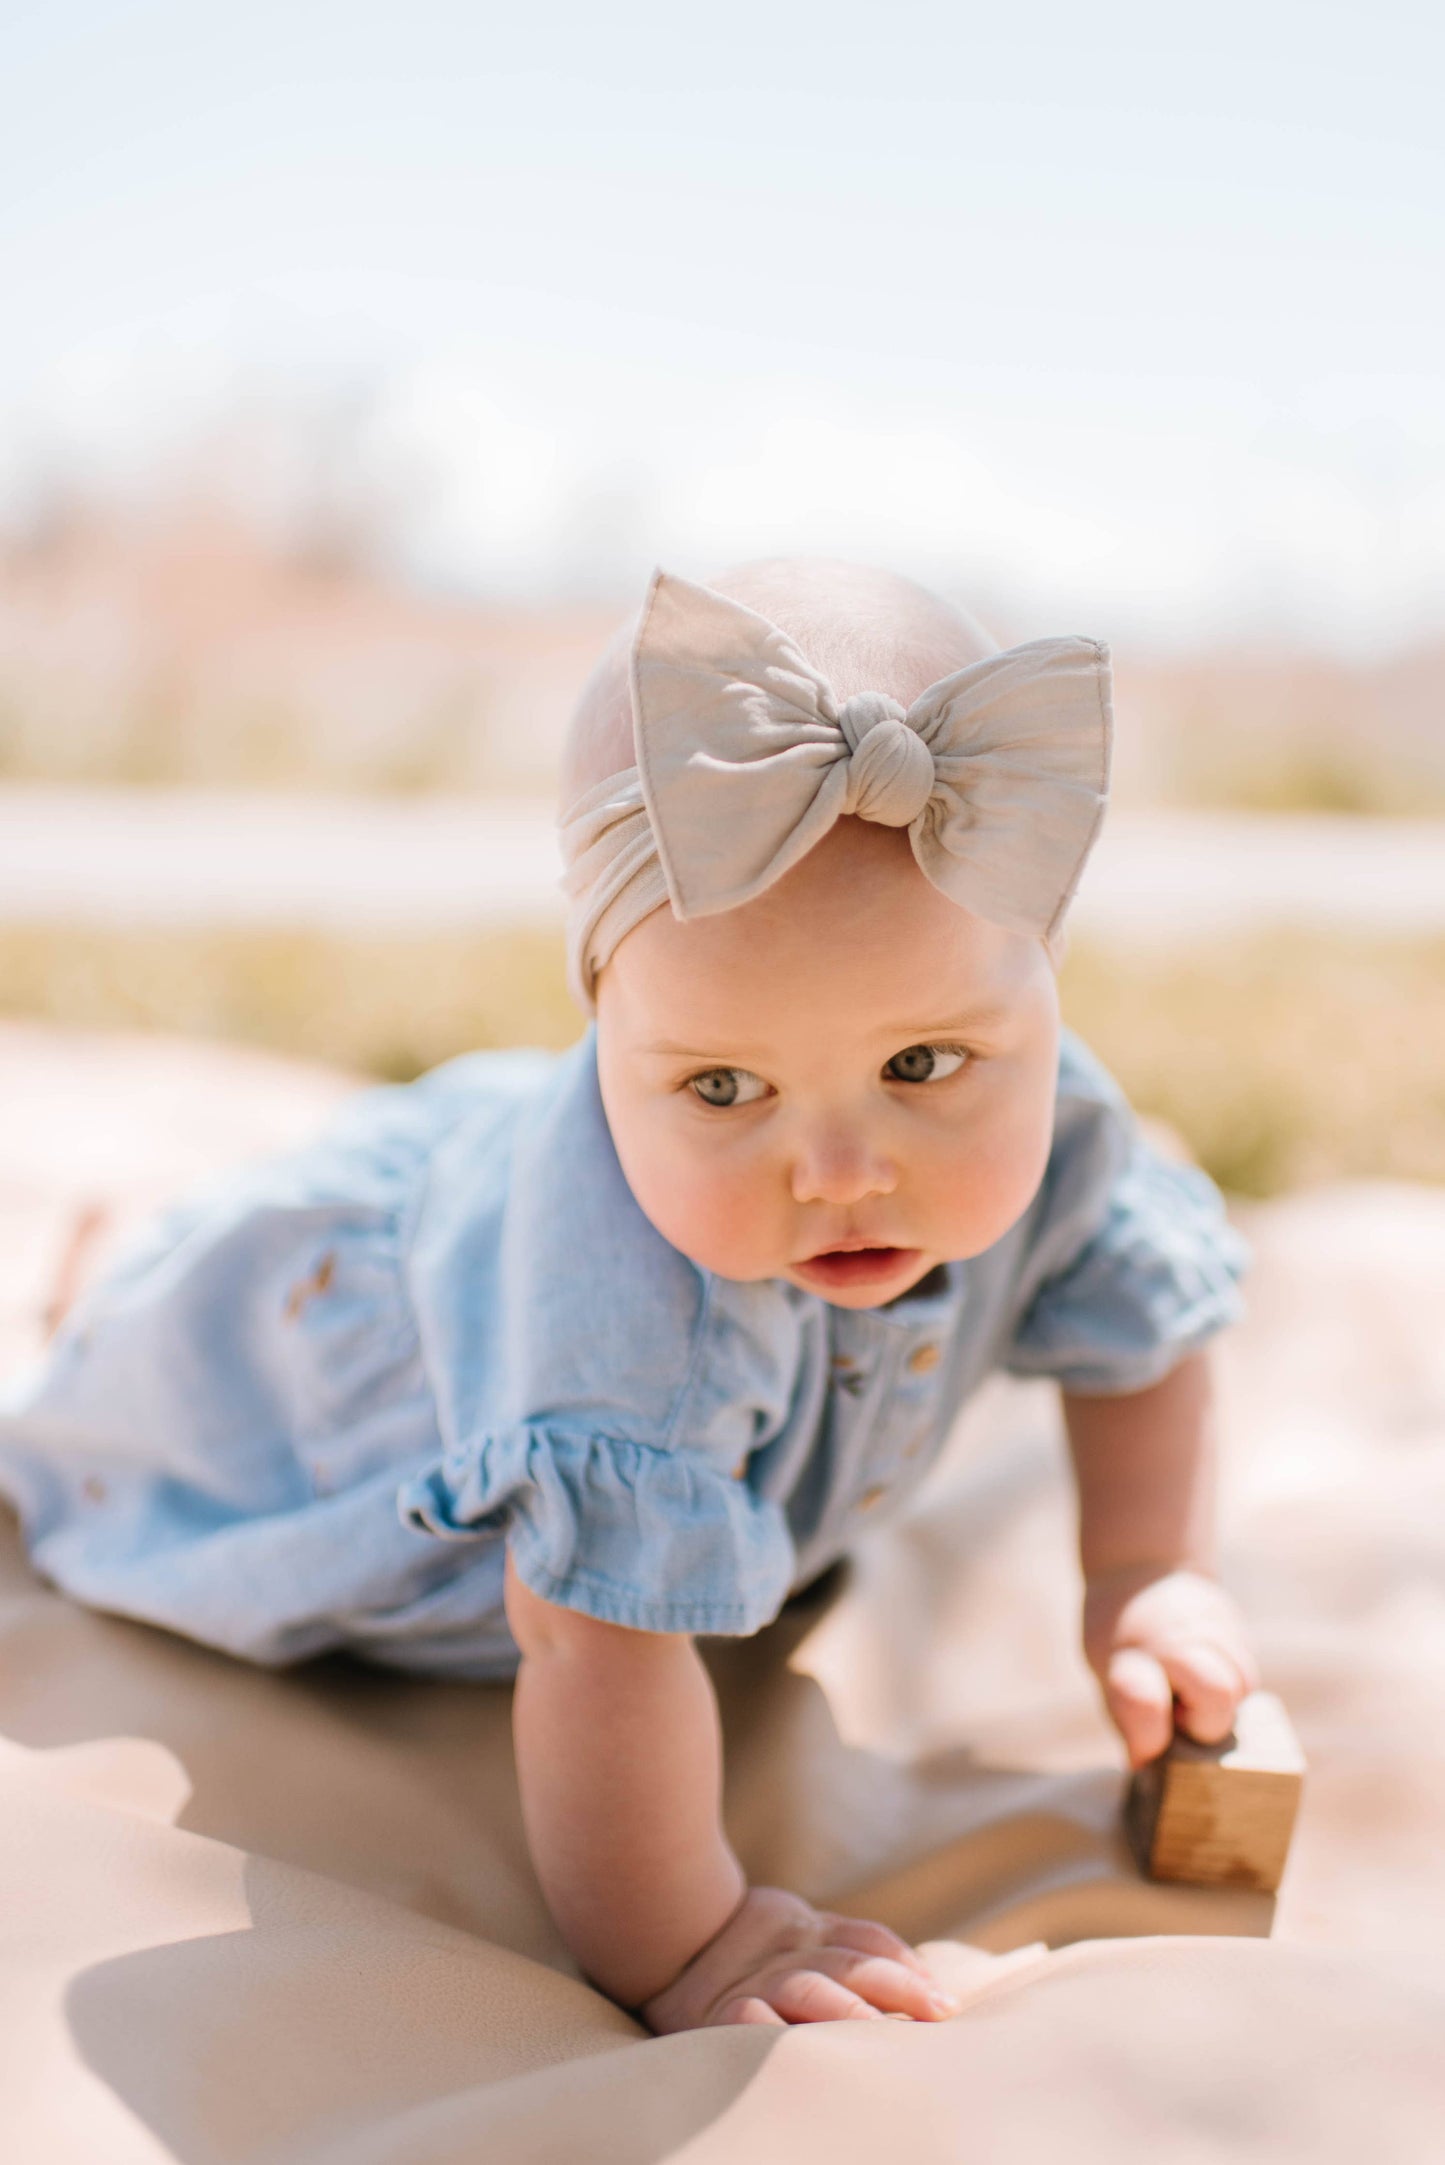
921, 1101, 1054, 1257
631, 1145, 781, 1280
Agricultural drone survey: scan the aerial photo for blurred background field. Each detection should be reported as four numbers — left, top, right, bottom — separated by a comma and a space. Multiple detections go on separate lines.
4, 493, 1444, 813
1, 3, 1441, 1203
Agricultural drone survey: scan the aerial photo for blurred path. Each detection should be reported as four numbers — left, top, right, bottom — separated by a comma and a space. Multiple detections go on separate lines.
2, 786, 1444, 941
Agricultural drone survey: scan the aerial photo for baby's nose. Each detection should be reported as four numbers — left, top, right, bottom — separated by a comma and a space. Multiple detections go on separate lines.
789, 1129, 898, 1206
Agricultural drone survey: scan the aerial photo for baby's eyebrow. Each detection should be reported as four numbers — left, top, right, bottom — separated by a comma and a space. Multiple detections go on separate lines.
882, 1004, 1014, 1038
640, 1004, 1013, 1062
641, 1040, 750, 1061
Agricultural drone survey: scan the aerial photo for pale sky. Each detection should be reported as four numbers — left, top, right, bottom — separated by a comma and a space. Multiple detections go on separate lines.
2, 0, 1442, 649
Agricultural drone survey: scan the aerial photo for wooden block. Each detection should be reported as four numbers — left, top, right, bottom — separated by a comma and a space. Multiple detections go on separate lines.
1126, 1690, 1305, 1893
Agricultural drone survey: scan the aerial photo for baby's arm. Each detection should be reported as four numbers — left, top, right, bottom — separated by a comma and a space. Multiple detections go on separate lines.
504, 1554, 957, 2029
1063, 1348, 1261, 1769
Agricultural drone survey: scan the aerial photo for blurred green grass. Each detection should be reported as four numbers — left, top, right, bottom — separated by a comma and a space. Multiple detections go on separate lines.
2, 922, 1443, 1197
1162, 741, 1445, 818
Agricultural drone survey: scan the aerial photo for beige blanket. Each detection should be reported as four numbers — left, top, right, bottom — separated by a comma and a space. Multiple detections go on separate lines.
3, 1024, 1443, 2162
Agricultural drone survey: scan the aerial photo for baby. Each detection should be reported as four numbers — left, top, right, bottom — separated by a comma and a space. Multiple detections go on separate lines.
0, 557, 1260, 2032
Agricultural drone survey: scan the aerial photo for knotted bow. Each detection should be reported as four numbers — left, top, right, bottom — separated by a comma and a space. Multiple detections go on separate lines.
832, 691, 936, 824
560, 569, 1113, 1010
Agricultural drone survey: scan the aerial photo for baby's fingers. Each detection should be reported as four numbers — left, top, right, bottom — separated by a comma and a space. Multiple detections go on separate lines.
713, 1995, 787, 2027
824, 1915, 938, 1980
1161, 1641, 1249, 1748
1105, 1645, 1175, 1769
813, 1947, 959, 2022
767, 1969, 888, 2024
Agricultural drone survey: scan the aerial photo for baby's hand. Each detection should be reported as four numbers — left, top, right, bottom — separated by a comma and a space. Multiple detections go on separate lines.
1082, 1563, 1262, 1771
639, 1886, 960, 2033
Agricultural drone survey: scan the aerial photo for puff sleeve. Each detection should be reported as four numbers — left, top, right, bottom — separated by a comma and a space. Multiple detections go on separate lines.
1001, 1035, 1248, 1395
399, 1419, 796, 1636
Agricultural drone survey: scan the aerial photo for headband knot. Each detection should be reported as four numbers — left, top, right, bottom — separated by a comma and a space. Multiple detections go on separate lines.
836, 693, 935, 826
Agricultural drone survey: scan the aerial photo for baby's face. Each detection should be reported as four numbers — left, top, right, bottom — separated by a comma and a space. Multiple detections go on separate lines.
596, 818, 1060, 1309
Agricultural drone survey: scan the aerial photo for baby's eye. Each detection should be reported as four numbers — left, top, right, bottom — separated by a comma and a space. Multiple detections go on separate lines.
688, 1067, 769, 1108
884, 1043, 969, 1085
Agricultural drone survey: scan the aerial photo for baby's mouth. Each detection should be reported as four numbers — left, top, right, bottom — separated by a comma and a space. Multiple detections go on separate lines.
792, 1244, 923, 1291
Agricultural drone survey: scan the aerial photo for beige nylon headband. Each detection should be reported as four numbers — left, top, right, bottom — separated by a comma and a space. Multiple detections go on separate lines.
560, 569, 1113, 1013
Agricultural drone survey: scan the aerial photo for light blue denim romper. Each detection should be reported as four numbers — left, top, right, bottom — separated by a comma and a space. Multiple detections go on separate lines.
0, 1028, 1246, 1679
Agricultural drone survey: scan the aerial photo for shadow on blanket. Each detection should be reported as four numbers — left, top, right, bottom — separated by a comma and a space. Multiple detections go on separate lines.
6, 1368, 1445, 2161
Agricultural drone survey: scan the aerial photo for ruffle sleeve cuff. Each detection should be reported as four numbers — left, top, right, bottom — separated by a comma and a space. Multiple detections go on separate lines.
397, 1425, 796, 1636
1003, 1144, 1249, 1395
